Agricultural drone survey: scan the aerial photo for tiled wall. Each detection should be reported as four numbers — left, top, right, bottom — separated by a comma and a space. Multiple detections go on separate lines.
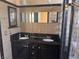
21, 23, 59, 34
65, 6, 72, 47
20, 11, 62, 34
58, 12, 63, 38
69, 7, 79, 59
0, 1, 20, 59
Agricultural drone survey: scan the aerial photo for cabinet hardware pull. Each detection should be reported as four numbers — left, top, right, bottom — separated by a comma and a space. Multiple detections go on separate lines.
26, 45, 29, 48
38, 47, 40, 49
32, 52, 34, 55
32, 46, 34, 49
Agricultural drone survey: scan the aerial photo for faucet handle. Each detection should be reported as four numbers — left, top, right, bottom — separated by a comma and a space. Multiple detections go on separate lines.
25, 35, 28, 37
19, 34, 21, 38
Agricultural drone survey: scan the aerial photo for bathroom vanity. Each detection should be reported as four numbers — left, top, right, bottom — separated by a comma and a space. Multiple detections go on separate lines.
10, 33, 60, 59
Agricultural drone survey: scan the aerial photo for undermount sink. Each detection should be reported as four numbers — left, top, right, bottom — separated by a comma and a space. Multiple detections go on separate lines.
19, 37, 29, 40
43, 39, 54, 42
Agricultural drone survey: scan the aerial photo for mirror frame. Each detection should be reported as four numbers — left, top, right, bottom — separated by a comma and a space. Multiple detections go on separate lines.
8, 6, 17, 28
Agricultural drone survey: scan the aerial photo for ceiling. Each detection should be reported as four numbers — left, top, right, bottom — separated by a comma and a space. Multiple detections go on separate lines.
6, 0, 63, 5
3, 0, 62, 12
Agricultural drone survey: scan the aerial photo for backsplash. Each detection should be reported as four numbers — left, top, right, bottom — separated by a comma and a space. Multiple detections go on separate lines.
20, 23, 59, 34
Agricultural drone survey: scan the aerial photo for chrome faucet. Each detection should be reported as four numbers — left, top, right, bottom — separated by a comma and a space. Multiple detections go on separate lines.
25, 35, 28, 37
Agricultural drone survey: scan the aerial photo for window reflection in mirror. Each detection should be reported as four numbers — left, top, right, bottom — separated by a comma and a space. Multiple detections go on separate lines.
21, 12, 59, 23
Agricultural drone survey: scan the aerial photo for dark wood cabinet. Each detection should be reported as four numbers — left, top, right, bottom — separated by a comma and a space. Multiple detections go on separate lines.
39, 44, 60, 59
11, 41, 30, 59
10, 33, 60, 59
11, 40, 60, 59
30, 42, 39, 59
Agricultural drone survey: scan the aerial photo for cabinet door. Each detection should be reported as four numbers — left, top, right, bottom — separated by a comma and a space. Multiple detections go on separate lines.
40, 44, 60, 59
11, 42, 18, 59
40, 44, 49, 59
30, 43, 39, 59
12, 42, 30, 59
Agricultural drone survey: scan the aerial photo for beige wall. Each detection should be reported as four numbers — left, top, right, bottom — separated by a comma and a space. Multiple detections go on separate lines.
21, 23, 59, 34
0, 1, 20, 59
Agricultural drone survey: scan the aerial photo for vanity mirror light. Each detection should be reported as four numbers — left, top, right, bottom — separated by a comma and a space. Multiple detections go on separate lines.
21, 11, 59, 23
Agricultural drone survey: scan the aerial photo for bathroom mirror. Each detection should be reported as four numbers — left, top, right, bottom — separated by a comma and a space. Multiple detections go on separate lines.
21, 11, 59, 23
